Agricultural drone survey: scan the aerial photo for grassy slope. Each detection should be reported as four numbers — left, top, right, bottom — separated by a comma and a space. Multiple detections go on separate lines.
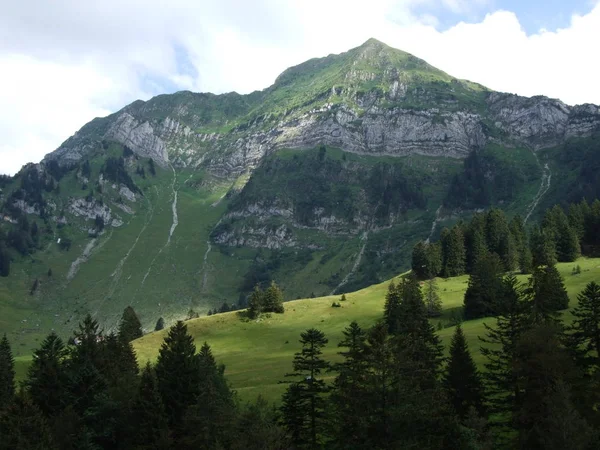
133, 257, 600, 404
0, 163, 253, 355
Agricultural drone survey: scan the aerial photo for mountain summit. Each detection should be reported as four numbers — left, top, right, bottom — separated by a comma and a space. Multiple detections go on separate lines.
1, 39, 600, 351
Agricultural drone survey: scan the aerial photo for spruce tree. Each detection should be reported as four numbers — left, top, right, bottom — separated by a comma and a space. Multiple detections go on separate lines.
485, 208, 512, 269
548, 205, 581, 262
443, 325, 485, 420
64, 315, 116, 447
155, 317, 165, 331
426, 242, 443, 279
234, 396, 287, 450
118, 306, 143, 343
568, 202, 586, 243
361, 322, 397, 446
530, 225, 557, 267
465, 213, 487, 273
411, 240, 429, 279
0, 243, 10, 277
423, 278, 443, 317
571, 281, 600, 367
264, 281, 285, 313
282, 328, 330, 449
331, 322, 369, 448
442, 225, 466, 277
480, 275, 531, 432
463, 252, 505, 319
0, 394, 56, 450
181, 343, 236, 449
247, 285, 263, 319
383, 280, 401, 334
515, 324, 592, 450
25, 332, 68, 417
395, 275, 444, 376
528, 264, 569, 323
129, 363, 171, 449
155, 321, 200, 427
0, 334, 15, 410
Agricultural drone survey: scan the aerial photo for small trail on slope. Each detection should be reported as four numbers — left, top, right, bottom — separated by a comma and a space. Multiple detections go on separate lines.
200, 218, 223, 292
108, 192, 156, 297
425, 205, 443, 244
167, 164, 179, 244
67, 239, 98, 281
330, 231, 369, 296
524, 155, 552, 224
141, 167, 180, 287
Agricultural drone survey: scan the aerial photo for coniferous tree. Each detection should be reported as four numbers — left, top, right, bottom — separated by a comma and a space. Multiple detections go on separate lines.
25, 332, 68, 417
394, 275, 445, 379
233, 396, 287, 450
247, 285, 263, 319
361, 322, 397, 447
426, 241, 443, 279
443, 325, 485, 420
101, 332, 139, 401
530, 225, 557, 267
546, 205, 581, 262
510, 215, 532, 273
0, 334, 15, 410
383, 280, 401, 334
412, 241, 442, 279
568, 201, 586, 243
331, 322, 369, 448
64, 315, 115, 447
118, 306, 143, 343
155, 321, 200, 428
423, 278, 443, 317
515, 324, 593, 450
0, 243, 10, 277
480, 275, 531, 433
411, 240, 429, 279
442, 226, 466, 277
571, 281, 600, 367
465, 213, 487, 273
528, 264, 569, 323
181, 343, 236, 449
282, 328, 330, 449
128, 363, 171, 450
155, 317, 165, 331
463, 252, 505, 319
264, 281, 285, 313
0, 393, 56, 450
485, 208, 513, 270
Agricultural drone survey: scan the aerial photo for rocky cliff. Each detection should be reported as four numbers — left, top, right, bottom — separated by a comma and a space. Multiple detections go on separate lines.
44, 39, 600, 179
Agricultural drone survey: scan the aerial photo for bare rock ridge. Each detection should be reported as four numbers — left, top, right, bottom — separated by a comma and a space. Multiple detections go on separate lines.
44, 39, 600, 177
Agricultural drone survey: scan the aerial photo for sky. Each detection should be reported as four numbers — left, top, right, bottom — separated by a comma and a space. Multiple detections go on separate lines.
1, 0, 599, 175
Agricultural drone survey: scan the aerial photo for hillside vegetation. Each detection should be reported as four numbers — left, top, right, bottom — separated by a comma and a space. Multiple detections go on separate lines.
132, 257, 600, 403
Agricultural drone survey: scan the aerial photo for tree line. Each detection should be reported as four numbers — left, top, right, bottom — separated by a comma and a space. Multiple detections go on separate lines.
2, 268, 600, 448
412, 199, 600, 280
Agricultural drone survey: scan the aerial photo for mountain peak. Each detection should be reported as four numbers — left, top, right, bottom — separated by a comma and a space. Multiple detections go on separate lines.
359, 37, 388, 49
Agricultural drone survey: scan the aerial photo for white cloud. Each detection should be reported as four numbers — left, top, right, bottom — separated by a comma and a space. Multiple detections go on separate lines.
1, 0, 600, 174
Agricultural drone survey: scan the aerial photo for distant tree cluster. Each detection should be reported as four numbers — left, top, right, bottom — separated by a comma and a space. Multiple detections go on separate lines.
247, 281, 285, 318
412, 200, 600, 283
101, 156, 140, 194
445, 148, 538, 209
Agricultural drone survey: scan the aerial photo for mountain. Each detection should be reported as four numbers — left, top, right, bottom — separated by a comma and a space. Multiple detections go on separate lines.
2, 38, 600, 352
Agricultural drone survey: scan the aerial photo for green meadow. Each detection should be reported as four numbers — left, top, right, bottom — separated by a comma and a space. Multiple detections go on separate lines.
132, 257, 600, 403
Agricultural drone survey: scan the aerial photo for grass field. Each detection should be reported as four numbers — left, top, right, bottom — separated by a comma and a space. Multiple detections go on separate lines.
132, 257, 600, 404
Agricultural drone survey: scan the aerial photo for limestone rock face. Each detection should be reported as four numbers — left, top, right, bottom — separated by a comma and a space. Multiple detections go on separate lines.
486, 93, 600, 148
68, 198, 122, 228
43, 40, 600, 178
